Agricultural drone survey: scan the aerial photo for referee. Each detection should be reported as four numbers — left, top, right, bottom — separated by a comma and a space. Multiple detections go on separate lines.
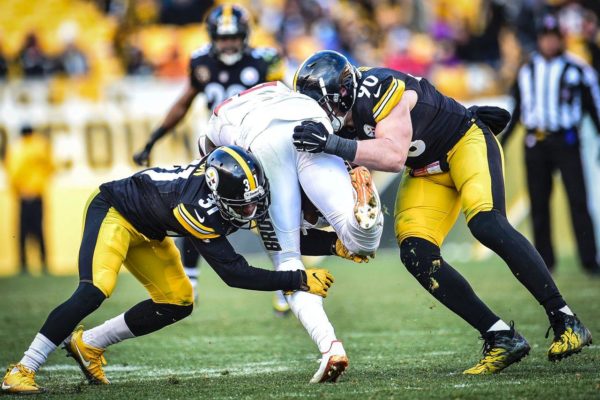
503, 14, 600, 276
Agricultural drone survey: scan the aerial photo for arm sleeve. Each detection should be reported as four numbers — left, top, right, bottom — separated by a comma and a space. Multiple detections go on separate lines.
190, 236, 303, 291
500, 79, 521, 145
581, 66, 600, 134
300, 229, 337, 256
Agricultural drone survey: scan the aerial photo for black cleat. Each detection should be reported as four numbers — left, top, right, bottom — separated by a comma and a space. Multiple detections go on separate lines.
463, 322, 531, 375
547, 313, 592, 362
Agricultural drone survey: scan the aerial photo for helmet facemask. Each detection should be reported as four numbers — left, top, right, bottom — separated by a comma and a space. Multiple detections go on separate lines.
215, 178, 270, 229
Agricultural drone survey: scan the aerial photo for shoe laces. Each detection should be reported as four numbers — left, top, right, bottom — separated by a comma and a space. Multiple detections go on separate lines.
545, 312, 571, 340
479, 321, 515, 356
13, 364, 36, 386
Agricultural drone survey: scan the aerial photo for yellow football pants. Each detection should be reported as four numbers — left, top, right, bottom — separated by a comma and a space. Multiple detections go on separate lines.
395, 123, 506, 247
78, 190, 193, 306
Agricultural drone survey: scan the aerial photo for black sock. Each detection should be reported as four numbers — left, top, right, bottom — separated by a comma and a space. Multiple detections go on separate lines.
39, 283, 106, 345
468, 210, 567, 314
400, 237, 500, 334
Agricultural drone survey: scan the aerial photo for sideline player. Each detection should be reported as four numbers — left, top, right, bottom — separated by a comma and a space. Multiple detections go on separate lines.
201, 80, 384, 382
293, 50, 592, 374
133, 4, 286, 310
2, 146, 334, 394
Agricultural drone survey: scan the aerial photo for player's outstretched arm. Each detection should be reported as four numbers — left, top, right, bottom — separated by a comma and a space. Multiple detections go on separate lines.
191, 236, 334, 297
133, 85, 200, 166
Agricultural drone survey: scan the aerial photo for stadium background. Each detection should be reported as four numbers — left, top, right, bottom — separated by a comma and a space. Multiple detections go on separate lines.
0, 0, 600, 275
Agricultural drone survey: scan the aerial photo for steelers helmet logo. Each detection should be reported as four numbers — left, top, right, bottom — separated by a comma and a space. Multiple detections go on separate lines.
240, 67, 259, 86
206, 166, 219, 191
195, 66, 211, 84
363, 124, 375, 137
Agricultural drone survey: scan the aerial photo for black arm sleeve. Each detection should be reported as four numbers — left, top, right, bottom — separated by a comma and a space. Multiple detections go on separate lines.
500, 79, 521, 146
190, 236, 303, 291
581, 71, 600, 134
300, 229, 337, 256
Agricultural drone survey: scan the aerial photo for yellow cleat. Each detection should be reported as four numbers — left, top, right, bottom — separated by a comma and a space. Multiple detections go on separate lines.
273, 290, 291, 317
547, 313, 592, 362
463, 323, 530, 375
1, 363, 46, 394
64, 325, 110, 384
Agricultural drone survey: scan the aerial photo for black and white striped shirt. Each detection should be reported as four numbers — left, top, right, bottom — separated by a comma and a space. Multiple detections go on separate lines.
504, 52, 600, 140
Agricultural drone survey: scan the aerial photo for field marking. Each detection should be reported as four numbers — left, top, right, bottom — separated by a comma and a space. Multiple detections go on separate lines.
43, 360, 297, 383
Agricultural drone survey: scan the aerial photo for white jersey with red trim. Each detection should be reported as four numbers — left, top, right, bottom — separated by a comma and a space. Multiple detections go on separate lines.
207, 81, 332, 149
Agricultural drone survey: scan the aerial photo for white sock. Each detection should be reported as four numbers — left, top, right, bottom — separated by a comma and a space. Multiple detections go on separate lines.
285, 291, 337, 353
487, 319, 511, 332
82, 313, 135, 349
559, 305, 574, 316
19, 333, 57, 372
183, 267, 199, 279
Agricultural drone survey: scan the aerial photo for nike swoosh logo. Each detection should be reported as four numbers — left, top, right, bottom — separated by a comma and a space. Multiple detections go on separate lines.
194, 210, 205, 223
2, 382, 12, 390
312, 273, 323, 284
313, 133, 327, 141
373, 85, 382, 98
74, 343, 91, 368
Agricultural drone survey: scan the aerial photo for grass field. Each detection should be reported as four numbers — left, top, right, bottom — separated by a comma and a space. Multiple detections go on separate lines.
1, 249, 599, 399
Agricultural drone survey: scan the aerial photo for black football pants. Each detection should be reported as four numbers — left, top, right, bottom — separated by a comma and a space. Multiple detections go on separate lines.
524, 133, 599, 271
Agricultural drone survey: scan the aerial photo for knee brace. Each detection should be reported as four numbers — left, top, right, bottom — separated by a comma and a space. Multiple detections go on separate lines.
124, 300, 193, 337
399, 237, 443, 292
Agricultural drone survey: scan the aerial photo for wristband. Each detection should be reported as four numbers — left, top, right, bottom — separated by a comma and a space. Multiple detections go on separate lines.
324, 134, 358, 161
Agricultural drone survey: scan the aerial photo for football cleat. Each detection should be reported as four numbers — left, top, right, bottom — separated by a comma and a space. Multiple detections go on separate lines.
1, 363, 46, 394
64, 325, 110, 384
547, 312, 592, 362
349, 166, 381, 230
310, 340, 348, 383
273, 290, 291, 317
463, 323, 530, 375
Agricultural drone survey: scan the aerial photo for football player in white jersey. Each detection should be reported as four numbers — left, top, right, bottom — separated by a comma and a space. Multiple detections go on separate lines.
199, 81, 384, 383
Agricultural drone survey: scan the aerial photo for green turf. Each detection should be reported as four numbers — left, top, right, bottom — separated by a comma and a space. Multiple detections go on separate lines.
0, 250, 599, 399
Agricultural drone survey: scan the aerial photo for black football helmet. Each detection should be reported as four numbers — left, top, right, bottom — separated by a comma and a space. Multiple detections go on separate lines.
206, 4, 250, 65
293, 50, 359, 132
205, 145, 270, 229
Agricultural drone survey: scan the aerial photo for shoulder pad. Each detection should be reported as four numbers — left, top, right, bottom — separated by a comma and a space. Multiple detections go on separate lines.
190, 45, 211, 60
251, 47, 279, 62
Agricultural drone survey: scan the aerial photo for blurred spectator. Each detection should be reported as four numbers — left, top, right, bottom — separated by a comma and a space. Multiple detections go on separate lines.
17, 33, 52, 78
0, 41, 8, 79
502, 14, 600, 276
123, 33, 154, 76
4, 125, 55, 274
56, 42, 89, 77
55, 22, 89, 77
159, 0, 214, 25
582, 9, 600, 73
452, 0, 508, 68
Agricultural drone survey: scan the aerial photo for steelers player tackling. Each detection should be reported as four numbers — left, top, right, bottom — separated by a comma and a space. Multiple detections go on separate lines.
293, 50, 592, 374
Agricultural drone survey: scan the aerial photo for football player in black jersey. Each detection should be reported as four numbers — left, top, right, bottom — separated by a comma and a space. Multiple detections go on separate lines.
132, 3, 285, 309
292, 50, 592, 374
1, 146, 336, 394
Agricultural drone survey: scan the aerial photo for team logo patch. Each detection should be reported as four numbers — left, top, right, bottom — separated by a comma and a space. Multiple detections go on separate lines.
240, 66, 259, 86
363, 124, 375, 137
195, 66, 211, 84
206, 167, 219, 190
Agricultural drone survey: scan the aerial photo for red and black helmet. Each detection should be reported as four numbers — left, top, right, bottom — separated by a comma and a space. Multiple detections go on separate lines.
293, 50, 359, 132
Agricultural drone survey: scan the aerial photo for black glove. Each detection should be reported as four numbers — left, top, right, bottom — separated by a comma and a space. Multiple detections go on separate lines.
293, 121, 330, 153
133, 146, 151, 167
133, 127, 168, 167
